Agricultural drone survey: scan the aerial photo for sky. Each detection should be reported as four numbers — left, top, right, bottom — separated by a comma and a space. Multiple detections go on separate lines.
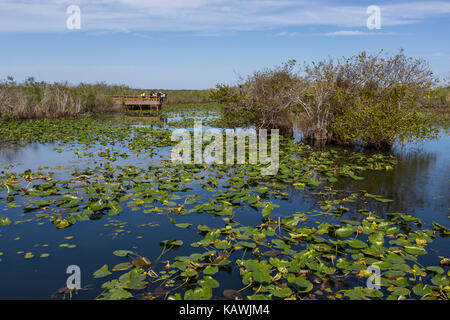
0, 0, 449, 89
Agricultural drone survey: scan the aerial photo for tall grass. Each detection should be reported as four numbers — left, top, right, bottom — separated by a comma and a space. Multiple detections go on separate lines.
0, 77, 213, 119
163, 90, 212, 104
0, 77, 122, 119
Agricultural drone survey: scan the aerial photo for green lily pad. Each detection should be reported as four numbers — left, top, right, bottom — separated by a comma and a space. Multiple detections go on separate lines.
271, 287, 292, 298
112, 262, 133, 271
287, 276, 313, 293
160, 239, 183, 247
404, 246, 426, 255
113, 250, 135, 257
203, 266, 219, 275
369, 232, 384, 246
93, 264, 112, 278
175, 223, 192, 229
336, 227, 354, 238
184, 286, 212, 300
346, 238, 368, 249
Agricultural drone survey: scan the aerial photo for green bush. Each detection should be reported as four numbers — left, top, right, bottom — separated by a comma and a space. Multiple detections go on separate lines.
329, 50, 439, 148
210, 60, 299, 135
210, 50, 441, 149
330, 86, 438, 148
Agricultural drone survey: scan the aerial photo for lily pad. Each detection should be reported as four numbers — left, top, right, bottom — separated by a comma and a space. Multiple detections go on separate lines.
132, 256, 151, 268
93, 264, 112, 278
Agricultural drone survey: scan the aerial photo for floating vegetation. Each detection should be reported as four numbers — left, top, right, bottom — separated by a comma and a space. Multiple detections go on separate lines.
0, 104, 448, 300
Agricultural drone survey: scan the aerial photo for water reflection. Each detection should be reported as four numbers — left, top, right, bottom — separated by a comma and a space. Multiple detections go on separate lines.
330, 132, 450, 225
0, 144, 37, 164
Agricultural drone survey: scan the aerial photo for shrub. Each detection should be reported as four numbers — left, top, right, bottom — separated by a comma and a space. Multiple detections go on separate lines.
211, 60, 299, 135
329, 50, 439, 148
289, 59, 340, 141
211, 50, 440, 149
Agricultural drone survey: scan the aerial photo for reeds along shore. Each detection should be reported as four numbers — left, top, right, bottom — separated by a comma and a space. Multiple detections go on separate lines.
0, 77, 213, 120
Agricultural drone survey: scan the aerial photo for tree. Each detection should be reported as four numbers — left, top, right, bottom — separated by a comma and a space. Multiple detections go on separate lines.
210, 50, 439, 149
211, 60, 299, 135
329, 50, 438, 148
289, 59, 339, 142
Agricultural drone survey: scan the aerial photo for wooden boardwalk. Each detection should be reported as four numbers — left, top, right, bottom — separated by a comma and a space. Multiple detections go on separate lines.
112, 96, 163, 110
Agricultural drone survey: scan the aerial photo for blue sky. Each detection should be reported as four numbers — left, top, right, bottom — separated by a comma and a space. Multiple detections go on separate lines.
1, 0, 449, 89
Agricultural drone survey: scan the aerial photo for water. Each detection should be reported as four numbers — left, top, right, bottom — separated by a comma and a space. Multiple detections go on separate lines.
0, 113, 448, 299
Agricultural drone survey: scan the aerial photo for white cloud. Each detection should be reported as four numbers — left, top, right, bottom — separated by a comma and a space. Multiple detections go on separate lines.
321, 30, 394, 36
322, 30, 370, 36
0, 0, 449, 33
276, 31, 298, 37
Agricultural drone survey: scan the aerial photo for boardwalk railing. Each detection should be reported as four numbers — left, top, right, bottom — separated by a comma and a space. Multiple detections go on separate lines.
111, 96, 163, 109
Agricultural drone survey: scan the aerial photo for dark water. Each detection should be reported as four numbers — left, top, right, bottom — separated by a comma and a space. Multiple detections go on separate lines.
0, 122, 448, 299
333, 133, 450, 270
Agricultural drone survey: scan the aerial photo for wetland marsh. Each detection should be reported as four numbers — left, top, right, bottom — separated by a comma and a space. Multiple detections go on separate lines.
0, 104, 448, 300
